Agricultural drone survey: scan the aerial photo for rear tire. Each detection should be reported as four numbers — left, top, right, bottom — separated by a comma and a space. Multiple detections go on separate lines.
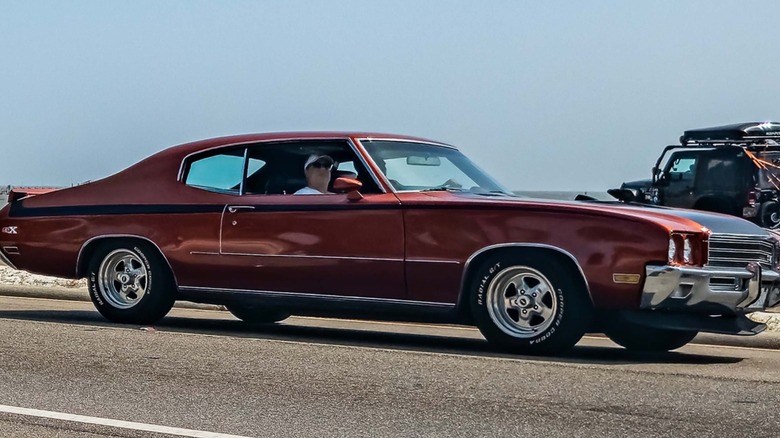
604, 323, 697, 352
227, 304, 289, 324
470, 253, 593, 355
87, 240, 176, 325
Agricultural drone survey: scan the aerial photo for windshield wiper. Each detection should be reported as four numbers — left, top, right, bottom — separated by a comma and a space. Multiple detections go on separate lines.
481, 190, 516, 197
419, 186, 466, 193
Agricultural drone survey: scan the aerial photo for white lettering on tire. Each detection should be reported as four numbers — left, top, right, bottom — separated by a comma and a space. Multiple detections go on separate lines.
528, 287, 565, 345
89, 273, 104, 306
477, 262, 501, 306
133, 246, 153, 296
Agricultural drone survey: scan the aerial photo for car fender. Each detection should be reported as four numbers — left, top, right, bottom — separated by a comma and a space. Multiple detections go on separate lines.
76, 234, 179, 289
456, 243, 592, 316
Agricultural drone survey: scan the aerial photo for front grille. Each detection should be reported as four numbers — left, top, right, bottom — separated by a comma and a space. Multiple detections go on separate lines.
706, 234, 776, 270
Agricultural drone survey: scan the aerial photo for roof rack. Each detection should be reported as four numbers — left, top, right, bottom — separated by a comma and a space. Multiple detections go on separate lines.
680, 122, 780, 146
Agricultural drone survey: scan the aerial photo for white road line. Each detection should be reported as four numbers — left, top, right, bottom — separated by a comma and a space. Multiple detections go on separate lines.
0, 404, 253, 438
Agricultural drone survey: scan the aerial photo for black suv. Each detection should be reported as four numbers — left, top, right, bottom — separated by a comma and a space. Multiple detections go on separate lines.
613, 122, 780, 228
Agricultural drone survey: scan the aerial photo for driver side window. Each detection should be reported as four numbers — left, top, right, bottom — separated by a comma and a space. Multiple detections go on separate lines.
668, 157, 696, 181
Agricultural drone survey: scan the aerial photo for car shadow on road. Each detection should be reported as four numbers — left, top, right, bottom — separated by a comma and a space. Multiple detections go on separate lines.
0, 308, 743, 365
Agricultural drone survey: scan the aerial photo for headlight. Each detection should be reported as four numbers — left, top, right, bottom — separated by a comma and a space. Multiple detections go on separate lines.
668, 233, 706, 266
668, 237, 678, 263
683, 238, 693, 264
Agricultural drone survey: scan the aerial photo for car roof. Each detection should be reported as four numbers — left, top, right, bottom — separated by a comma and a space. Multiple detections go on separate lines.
161, 132, 453, 159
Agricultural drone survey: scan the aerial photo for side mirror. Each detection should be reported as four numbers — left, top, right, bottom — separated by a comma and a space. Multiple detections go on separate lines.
333, 177, 364, 201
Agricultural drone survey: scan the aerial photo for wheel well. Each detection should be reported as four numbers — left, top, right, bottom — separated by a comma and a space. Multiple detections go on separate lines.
456, 246, 592, 321
76, 236, 175, 285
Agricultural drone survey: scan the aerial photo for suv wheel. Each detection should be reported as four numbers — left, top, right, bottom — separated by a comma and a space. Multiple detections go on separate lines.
760, 201, 780, 229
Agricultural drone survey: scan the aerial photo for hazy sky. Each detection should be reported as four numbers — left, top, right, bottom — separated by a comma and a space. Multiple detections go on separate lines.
2, 1, 779, 190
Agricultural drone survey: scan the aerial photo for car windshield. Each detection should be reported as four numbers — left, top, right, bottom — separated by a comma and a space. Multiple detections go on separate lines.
361, 140, 512, 194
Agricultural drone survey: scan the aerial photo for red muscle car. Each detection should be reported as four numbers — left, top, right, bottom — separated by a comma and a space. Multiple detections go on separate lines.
1, 132, 779, 355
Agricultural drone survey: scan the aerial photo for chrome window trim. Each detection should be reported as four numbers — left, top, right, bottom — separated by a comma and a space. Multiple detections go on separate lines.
357, 137, 456, 149
178, 143, 252, 186
355, 137, 458, 194
76, 234, 177, 287
239, 147, 249, 195
458, 243, 593, 305
177, 136, 388, 195
0, 248, 17, 269
345, 138, 386, 194
178, 285, 455, 308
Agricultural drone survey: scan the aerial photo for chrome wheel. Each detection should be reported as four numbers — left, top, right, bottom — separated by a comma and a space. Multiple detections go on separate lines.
486, 266, 557, 338
97, 249, 148, 309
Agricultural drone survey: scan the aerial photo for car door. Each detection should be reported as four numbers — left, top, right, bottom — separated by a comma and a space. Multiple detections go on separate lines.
218, 140, 405, 299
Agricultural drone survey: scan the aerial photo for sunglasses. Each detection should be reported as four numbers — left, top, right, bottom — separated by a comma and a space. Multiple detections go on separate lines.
308, 161, 333, 170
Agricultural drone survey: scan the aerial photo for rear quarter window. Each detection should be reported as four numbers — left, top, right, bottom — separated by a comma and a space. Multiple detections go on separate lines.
185, 151, 248, 193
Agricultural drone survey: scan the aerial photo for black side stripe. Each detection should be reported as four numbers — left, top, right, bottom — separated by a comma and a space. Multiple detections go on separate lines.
8, 200, 549, 218
8, 203, 401, 218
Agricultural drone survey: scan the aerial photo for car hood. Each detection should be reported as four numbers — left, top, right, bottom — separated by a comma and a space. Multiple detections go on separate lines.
594, 202, 770, 236
409, 192, 771, 237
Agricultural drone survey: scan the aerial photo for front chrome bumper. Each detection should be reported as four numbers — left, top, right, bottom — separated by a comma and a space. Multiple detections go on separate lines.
642, 263, 780, 313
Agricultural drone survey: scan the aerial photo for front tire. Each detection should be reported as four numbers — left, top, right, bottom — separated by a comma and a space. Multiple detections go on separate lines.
604, 323, 697, 352
87, 240, 176, 325
470, 253, 593, 355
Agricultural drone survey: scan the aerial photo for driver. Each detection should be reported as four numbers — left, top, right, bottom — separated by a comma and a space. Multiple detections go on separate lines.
294, 154, 335, 195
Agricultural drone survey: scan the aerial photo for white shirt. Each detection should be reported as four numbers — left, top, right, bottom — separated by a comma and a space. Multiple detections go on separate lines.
293, 187, 325, 195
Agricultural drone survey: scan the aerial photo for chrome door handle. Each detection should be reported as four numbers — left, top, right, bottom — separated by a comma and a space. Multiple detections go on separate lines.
227, 205, 255, 213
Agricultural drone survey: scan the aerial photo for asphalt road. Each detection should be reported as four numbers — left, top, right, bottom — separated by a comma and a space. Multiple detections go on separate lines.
1, 296, 780, 437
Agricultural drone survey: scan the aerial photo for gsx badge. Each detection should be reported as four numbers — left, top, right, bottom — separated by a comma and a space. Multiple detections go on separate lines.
1, 226, 17, 235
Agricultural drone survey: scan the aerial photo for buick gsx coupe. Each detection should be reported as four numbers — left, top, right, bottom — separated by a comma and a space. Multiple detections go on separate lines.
1, 132, 779, 355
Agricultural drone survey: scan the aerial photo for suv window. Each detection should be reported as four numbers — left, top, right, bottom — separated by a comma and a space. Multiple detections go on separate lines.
696, 153, 746, 191
756, 152, 780, 189
668, 157, 696, 181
